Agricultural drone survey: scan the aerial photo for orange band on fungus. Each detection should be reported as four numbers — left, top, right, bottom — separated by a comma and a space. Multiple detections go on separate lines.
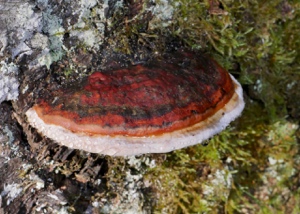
26, 50, 244, 156
33, 59, 235, 136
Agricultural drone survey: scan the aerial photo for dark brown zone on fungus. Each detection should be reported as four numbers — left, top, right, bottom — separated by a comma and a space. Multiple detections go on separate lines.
33, 51, 235, 136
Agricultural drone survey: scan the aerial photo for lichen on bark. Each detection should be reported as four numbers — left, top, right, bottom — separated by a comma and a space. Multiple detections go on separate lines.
0, 0, 300, 213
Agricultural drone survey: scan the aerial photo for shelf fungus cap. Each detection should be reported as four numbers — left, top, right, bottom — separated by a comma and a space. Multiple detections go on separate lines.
26, 51, 244, 156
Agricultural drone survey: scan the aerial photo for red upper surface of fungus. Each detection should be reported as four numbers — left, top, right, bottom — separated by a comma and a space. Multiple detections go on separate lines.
32, 51, 236, 137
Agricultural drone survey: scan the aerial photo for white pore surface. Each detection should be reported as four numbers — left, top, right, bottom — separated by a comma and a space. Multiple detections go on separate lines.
26, 75, 245, 156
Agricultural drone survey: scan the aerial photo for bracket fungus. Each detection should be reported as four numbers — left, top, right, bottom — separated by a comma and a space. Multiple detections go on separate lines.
26, 51, 244, 156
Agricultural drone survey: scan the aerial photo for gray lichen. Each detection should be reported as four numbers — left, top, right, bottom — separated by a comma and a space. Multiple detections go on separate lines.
148, 0, 175, 29
68, 0, 103, 49
1, 1, 42, 59
1, 183, 23, 206
99, 156, 154, 213
0, 62, 19, 104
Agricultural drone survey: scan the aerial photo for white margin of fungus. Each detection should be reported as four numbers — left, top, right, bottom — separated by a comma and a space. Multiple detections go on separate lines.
26, 75, 245, 156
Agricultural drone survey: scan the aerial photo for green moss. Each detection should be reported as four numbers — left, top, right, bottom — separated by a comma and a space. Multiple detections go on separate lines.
104, 1, 300, 212
56, 0, 299, 116
173, 0, 299, 120
43, 0, 300, 212
146, 99, 299, 213
141, 3, 300, 212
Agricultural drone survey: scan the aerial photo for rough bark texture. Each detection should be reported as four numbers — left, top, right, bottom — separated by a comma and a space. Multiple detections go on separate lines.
2, 0, 299, 213
0, 0, 160, 213
1, 102, 153, 214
